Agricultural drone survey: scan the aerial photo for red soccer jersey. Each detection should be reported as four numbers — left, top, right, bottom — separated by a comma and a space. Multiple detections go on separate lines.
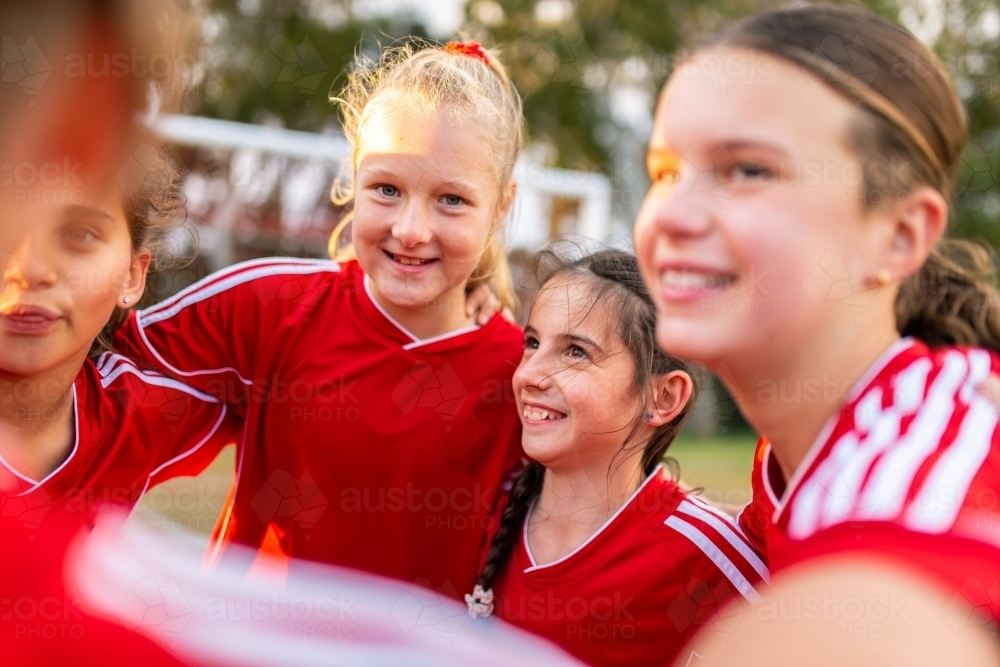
114, 257, 525, 598
737, 437, 780, 563
756, 338, 1000, 624
492, 465, 769, 667
0, 353, 235, 528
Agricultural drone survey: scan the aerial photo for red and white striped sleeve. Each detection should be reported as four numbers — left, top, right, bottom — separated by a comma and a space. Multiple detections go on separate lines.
94, 352, 238, 487
113, 257, 341, 401
775, 344, 1000, 624
665, 494, 770, 604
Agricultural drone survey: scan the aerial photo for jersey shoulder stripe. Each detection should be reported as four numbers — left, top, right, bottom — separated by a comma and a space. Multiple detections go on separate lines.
677, 498, 769, 581
96, 352, 220, 403
139, 258, 340, 327
788, 344, 1000, 540
664, 514, 763, 603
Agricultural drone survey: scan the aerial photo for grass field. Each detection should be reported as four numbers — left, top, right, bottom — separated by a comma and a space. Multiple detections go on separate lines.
129, 433, 759, 540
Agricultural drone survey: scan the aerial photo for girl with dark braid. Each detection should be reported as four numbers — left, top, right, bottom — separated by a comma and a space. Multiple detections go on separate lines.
464, 249, 767, 667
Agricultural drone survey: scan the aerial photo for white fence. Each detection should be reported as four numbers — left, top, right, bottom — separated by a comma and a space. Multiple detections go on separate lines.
151, 114, 614, 259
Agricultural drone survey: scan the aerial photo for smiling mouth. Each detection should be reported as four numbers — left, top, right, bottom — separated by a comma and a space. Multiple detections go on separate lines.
385, 251, 437, 266
522, 405, 567, 422
660, 268, 736, 291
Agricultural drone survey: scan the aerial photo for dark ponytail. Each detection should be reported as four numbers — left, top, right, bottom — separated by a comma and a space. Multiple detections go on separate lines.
470, 248, 704, 602
897, 240, 1000, 353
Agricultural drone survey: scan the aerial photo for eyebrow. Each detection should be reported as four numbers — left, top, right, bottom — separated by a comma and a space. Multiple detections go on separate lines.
647, 139, 791, 166
62, 205, 116, 225
357, 167, 399, 181
358, 168, 478, 194
437, 180, 477, 194
524, 324, 607, 355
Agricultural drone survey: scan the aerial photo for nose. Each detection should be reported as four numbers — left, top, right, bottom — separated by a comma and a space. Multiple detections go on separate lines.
3, 232, 57, 291
513, 348, 554, 394
391, 200, 433, 249
644, 170, 716, 240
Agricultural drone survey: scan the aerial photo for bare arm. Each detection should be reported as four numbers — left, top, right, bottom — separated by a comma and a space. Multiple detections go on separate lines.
677, 556, 1000, 667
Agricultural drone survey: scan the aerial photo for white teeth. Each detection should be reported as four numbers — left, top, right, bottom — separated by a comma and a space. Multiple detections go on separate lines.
522, 406, 564, 422
393, 254, 432, 266
660, 269, 729, 290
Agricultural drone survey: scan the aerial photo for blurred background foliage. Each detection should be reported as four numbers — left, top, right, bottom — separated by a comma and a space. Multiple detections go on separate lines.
169, 0, 998, 438
180, 0, 1000, 245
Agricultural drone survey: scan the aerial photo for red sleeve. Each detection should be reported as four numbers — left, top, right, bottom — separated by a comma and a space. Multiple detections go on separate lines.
737, 437, 771, 564
0, 510, 186, 666
775, 521, 1000, 625
96, 356, 239, 487
113, 259, 340, 405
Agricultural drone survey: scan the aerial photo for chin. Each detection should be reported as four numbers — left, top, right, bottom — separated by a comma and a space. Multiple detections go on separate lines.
520, 437, 569, 469
0, 355, 56, 377
653, 319, 733, 366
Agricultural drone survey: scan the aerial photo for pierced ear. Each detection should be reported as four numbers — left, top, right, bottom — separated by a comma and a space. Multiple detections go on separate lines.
645, 370, 693, 428
876, 185, 948, 284
119, 250, 150, 309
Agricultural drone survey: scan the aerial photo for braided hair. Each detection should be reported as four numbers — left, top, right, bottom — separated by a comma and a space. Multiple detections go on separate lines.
468, 248, 704, 613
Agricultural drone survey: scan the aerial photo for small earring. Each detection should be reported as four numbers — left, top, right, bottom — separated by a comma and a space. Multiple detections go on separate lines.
876, 269, 891, 286
122, 296, 131, 304
644, 412, 653, 423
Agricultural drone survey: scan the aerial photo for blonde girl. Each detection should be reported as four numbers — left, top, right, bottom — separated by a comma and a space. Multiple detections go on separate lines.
115, 41, 527, 597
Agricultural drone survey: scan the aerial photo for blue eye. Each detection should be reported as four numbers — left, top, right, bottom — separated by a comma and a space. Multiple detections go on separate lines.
442, 194, 464, 206
377, 185, 398, 197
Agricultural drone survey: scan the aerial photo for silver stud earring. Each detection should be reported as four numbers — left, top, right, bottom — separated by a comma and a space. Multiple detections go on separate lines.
123, 296, 131, 304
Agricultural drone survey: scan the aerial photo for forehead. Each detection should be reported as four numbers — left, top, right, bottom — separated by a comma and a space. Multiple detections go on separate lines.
356, 103, 494, 182
654, 46, 858, 159
530, 276, 617, 341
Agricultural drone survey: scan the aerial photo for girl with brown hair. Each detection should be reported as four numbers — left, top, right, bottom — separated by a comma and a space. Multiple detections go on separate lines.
465, 248, 767, 667
633, 5, 1000, 664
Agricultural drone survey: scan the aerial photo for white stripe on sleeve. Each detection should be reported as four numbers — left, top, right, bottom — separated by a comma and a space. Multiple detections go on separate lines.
676, 500, 769, 581
665, 515, 763, 604
140, 261, 339, 327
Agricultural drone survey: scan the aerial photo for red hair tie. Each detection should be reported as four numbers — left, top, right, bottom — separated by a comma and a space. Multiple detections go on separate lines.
444, 41, 491, 67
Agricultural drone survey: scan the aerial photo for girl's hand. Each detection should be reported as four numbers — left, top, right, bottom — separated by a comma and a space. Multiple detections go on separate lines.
466, 284, 515, 325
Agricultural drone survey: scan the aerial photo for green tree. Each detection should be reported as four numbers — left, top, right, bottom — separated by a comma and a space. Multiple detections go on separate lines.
184, 0, 430, 130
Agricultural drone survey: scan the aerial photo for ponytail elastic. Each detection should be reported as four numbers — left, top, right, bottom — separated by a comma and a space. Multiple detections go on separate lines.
444, 41, 491, 67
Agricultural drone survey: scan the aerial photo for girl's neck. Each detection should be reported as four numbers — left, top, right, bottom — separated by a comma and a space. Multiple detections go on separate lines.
528, 454, 646, 566
0, 355, 82, 482
724, 316, 900, 483
370, 280, 474, 341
